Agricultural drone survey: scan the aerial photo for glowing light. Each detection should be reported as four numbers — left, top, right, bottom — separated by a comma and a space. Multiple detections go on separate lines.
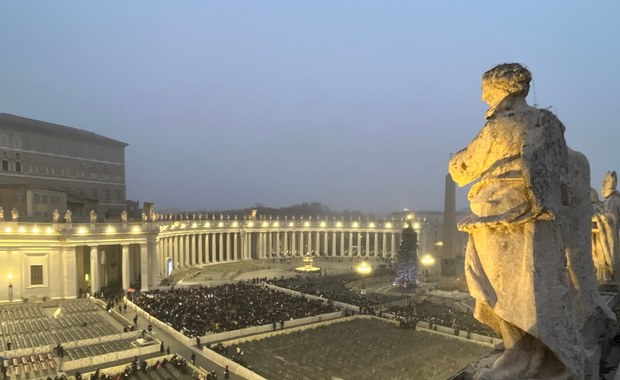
192, 223, 198, 228
247, 222, 254, 227
421, 254, 436, 267
131, 226, 141, 233
4, 227, 12, 233
407, 214, 414, 220
385, 222, 392, 228
413, 222, 421, 229
262, 222, 269, 227
32, 227, 39, 234
45, 227, 53, 234
273, 222, 279, 227
356, 261, 372, 275
180, 224, 187, 229
105, 226, 116, 234
288, 222, 294, 227
77, 227, 87, 234
369, 222, 375, 228
336, 222, 342, 228
218, 222, 224, 227
232, 222, 239, 227
18, 227, 25, 233
320, 222, 326, 227
434, 241, 444, 247
352, 222, 359, 228
8, 274, 13, 280
303, 221, 310, 227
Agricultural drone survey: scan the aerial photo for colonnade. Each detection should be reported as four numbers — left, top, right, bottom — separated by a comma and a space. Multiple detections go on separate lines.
156, 225, 402, 275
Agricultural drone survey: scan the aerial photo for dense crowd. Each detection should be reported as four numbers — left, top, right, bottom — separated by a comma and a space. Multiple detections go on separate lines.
133, 282, 339, 337
386, 300, 496, 336
268, 272, 400, 309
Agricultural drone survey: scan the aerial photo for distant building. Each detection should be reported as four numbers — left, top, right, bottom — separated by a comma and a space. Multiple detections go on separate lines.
0, 113, 128, 221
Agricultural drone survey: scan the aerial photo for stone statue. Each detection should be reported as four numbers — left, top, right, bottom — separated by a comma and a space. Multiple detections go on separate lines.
0, 206, 5, 220
602, 171, 620, 280
52, 209, 60, 223
11, 208, 18, 221
449, 63, 586, 379
141, 212, 148, 222
120, 210, 128, 222
64, 210, 72, 223
592, 189, 615, 282
150, 212, 158, 222
90, 210, 97, 223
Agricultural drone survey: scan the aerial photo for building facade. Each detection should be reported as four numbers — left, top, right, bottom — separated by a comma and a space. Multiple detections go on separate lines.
0, 113, 127, 221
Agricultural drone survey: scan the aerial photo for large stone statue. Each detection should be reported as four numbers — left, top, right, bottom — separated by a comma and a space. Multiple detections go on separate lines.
64, 210, 72, 224
11, 208, 19, 221
449, 63, 587, 379
89, 210, 97, 223
52, 209, 60, 223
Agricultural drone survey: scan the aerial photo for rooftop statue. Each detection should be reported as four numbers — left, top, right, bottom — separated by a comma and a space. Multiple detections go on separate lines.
602, 171, 620, 280
449, 63, 612, 379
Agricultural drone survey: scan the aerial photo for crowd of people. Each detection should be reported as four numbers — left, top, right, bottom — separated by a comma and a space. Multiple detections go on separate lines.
133, 282, 339, 337
268, 272, 400, 309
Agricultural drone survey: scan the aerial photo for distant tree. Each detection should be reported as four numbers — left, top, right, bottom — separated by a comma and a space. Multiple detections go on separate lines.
393, 223, 419, 288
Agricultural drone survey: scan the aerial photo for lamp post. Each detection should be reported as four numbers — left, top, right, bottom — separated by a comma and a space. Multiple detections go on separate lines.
8, 274, 13, 302
420, 254, 436, 282
356, 261, 372, 295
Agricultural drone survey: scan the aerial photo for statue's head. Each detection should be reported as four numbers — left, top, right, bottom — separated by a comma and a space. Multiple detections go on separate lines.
591, 188, 600, 203
602, 171, 617, 198
482, 63, 531, 107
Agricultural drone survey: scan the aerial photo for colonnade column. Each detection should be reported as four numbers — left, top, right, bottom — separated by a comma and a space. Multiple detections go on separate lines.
198, 234, 204, 265
140, 243, 150, 292
247, 232, 253, 259
283, 232, 288, 256
391, 233, 398, 256
382, 232, 387, 256
366, 232, 370, 256
233, 233, 238, 261
340, 232, 345, 256
348, 232, 353, 256
226, 233, 231, 262
331, 232, 336, 256
212, 233, 217, 262
300, 232, 304, 255
122, 244, 130, 291
190, 235, 196, 266
89, 246, 100, 295
62, 246, 77, 298
218, 233, 224, 262
205, 234, 210, 264
291, 232, 296, 256
275, 232, 281, 257
307, 232, 312, 254
374, 232, 379, 257
184, 235, 190, 266
148, 236, 158, 288
316, 232, 321, 255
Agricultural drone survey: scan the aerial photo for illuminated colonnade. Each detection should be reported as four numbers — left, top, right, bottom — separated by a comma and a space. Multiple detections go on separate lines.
0, 216, 419, 302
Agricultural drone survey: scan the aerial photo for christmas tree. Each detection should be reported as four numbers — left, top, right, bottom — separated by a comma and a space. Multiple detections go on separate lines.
393, 223, 419, 288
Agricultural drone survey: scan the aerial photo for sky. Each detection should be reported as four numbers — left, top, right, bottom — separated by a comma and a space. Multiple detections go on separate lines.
1, 1, 619, 215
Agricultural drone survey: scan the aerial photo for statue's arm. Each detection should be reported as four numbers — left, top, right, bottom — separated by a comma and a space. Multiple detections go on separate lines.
449, 124, 494, 186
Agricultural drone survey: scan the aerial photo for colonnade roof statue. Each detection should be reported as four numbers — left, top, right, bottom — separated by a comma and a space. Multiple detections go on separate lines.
592, 171, 620, 283
449, 63, 615, 380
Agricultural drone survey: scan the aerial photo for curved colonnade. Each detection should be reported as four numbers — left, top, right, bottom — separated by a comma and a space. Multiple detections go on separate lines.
0, 217, 412, 303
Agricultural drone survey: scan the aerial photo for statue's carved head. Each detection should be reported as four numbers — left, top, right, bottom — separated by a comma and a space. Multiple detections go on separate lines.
591, 188, 600, 203
482, 63, 531, 106
602, 171, 617, 198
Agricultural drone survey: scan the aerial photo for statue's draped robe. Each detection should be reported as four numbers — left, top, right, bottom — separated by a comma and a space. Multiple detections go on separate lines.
449, 104, 584, 379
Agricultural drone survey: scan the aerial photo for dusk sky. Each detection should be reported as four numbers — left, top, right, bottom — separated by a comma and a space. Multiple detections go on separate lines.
1, 2, 619, 215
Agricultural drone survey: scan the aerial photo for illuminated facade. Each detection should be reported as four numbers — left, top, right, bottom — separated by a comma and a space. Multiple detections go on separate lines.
0, 216, 431, 302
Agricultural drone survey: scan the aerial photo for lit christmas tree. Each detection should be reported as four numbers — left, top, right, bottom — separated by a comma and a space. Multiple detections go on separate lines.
393, 223, 419, 288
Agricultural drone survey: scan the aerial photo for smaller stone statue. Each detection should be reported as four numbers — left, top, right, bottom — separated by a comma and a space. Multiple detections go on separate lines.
90, 210, 97, 223
52, 209, 60, 223
64, 210, 72, 223
141, 212, 148, 222
120, 210, 128, 222
198, 214, 203, 220
0, 206, 4, 221
150, 212, 158, 222
11, 208, 19, 221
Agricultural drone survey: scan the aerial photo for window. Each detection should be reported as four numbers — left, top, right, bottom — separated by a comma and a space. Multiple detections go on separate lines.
15, 162, 21, 172
0, 135, 8, 147
34, 194, 40, 203
1, 160, 8, 171
14, 194, 24, 203
103, 189, 111, 201
115, 190, 122, 201
30, 265, 43, 286
13, 136, 22, 149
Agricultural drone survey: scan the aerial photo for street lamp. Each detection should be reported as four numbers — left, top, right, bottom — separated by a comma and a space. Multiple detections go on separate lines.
356, 261, 372, 295
8, 274, 13, 302
420, 254, 436, 282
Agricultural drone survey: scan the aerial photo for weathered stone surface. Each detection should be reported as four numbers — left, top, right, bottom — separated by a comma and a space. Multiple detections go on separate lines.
449, 63, 614, 380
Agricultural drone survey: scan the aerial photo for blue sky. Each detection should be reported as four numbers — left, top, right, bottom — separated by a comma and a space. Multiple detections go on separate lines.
1, 1, 619, 214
